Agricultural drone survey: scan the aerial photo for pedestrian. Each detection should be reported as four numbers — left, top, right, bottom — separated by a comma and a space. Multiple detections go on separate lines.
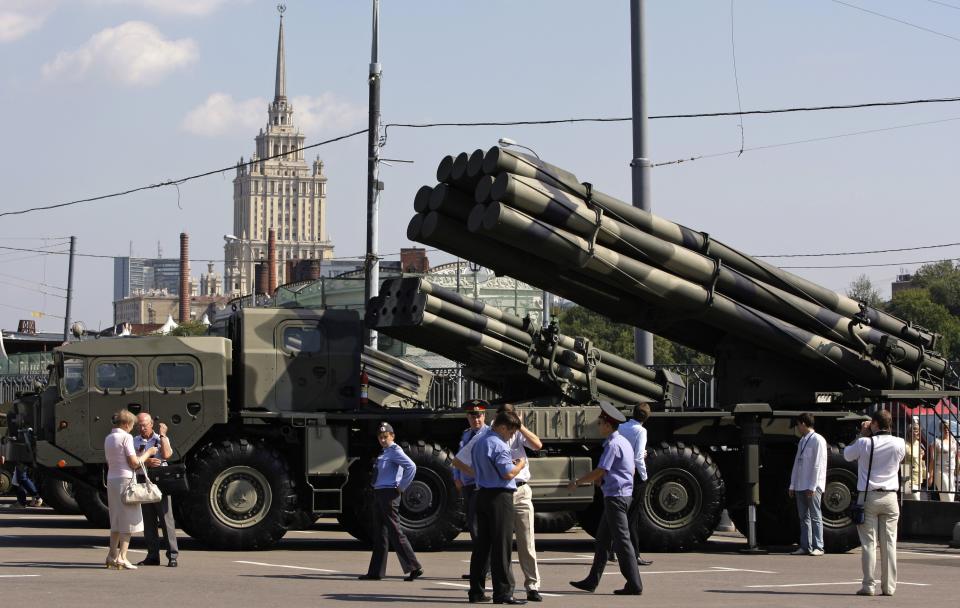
359, 422, 423, 582
616, 402, 654, 566
104, 409, 158, 570
568, 401, 643, 596
928, 419, 957, 502
901, 421, 926, 500
788, 412, 827, 556
843, 409, 906, 597
12, 464, 43, 508
133, 412, 179, 567
455, 404, 543, 602
467, 410, 527, 604
453, 399, 490, 582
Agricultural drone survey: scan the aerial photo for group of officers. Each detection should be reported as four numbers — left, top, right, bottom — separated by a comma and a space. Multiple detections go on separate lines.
360, 398, 651, 604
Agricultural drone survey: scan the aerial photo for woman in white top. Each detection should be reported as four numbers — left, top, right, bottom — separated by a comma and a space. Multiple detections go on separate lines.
104, 409, 158, 569
928, 420, 958, 502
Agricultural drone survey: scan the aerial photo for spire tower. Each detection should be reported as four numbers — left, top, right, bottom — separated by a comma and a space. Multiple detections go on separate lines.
274, 4, 286, 102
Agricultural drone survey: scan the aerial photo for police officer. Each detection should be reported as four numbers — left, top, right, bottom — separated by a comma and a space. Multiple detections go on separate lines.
453, 399, 490, 581
468, 410, 527, 605
568, 402, 643, 595
133, 412, 178, 567
359, 422, 423, 582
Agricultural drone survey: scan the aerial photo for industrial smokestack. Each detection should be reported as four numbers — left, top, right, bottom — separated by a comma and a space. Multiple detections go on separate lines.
268, 228, 277, 295
179, 232, 190, 323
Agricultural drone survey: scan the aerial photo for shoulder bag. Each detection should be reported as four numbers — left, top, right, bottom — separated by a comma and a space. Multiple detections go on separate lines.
122, 462, 163, 505
848, 436, 874, 525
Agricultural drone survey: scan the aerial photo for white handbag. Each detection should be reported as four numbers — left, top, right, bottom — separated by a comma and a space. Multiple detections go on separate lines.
121, 463, 163, 505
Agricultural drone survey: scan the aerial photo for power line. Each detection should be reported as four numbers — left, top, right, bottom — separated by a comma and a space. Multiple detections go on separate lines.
782, 257, 959, 270
756, 241, 960, 258
0, 271, 67, 291
0, 279, 67, 300
830, 0, 960, 45
924, 0, 960, 11
729, 0, 746, 156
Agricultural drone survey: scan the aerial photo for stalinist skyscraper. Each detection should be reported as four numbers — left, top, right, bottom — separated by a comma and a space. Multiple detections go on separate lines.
224, 9, 334, 296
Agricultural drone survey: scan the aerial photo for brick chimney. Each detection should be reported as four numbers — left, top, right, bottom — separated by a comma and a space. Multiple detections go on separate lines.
400, 247, 430, 273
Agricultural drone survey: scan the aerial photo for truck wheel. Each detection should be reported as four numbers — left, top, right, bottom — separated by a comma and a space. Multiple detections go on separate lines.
637, 443, 725, 551
74, 483, 110, 528
40, 478, 82, 515
534, 510, 578, 534
396, 442, 465, 551
821, 444, 859, 553
178, 439, 297, 550
0, 469, 11, 495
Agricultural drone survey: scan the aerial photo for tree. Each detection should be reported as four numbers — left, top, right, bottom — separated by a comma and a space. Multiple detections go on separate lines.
846, 274, 884, 309
169, 320, 208, 337
910, 260, 960, 316
887, 289, 960, 360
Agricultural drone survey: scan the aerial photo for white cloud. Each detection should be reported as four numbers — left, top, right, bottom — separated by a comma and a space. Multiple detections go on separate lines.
181, 93, 365, 137
0, 0, 57, 43
88, 0, 235, 17
41, 21, 197, 86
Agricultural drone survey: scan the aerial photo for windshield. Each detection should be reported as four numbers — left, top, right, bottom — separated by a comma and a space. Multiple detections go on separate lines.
62, 358, 85, 396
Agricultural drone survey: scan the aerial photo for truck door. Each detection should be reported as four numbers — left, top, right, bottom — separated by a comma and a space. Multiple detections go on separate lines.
88, 358, 145, 452
275, 320, 330, 411
147, 357, 204, 461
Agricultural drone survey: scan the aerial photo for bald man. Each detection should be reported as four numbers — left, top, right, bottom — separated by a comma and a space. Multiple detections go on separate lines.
133, 413, 178, 567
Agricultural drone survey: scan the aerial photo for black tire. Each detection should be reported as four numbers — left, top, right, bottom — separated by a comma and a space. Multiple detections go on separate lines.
576, 487, 604, 538
177, 439, 297, 550
74, 482, 110, 528
821, 444, 860, 553
0, 468, 11, 495
40, 478, 82, 515
338, 442, 465, 552
636, 443, 725, 551
534, 510, 578, 534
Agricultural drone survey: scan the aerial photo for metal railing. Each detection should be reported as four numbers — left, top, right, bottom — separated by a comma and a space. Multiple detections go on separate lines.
881, 400, 959, 503
0, 375, 45, 406
649, 364, 716, 409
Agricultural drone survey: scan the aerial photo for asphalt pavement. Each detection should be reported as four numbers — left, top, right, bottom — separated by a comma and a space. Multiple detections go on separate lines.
1, 496, 957, 607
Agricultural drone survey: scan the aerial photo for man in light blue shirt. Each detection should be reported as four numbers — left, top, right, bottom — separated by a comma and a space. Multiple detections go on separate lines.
360, 422, 423, 582
617, 403, 653, 566
569, 401, 642, 596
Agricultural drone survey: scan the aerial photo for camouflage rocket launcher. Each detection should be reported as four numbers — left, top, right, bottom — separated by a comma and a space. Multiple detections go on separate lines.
407, 147, 953, 408
367, 277, 686, 407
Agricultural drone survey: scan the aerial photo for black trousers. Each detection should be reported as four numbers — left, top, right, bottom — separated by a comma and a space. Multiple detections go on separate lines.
142, 495, 178, 560
366, 488, 421, 577
470, 488, 515, 600
462, 484, 490, 579
627, 476, 645, 556
586, 496, 643, 592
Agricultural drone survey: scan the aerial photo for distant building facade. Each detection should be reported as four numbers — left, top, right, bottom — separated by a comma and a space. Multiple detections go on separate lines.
113, 257, 183, 301
199, 262, 224, 297
113, 292, 229, 325
891, 272, 914, 297
224, 13, 333, 297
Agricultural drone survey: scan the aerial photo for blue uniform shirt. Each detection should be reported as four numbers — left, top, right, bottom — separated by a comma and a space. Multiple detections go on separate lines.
454, 425, 487, 486
598, 430, 635, 497
617, 420, 647, 481
373, 443, 417, 491
471, 432, 516, 490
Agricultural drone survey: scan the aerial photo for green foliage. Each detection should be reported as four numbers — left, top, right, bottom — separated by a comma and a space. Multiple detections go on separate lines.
168, 320, 208, 337
910, 260, 960, 316
846, 274, 884, 309
555, 305, 712, 365
888, 289, 960, 360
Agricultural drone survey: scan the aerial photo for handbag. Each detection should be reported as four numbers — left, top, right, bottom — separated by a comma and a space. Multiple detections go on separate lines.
849, 436, 874, 525
151, 464, 190, 495
121, 463, 163, 505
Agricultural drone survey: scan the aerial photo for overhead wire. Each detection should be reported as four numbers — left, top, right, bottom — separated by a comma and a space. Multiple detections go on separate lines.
830, 0, 960, 45
756, 241, 960, 258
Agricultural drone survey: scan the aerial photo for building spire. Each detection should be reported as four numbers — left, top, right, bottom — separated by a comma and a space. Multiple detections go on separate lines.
274, 4, 287, 102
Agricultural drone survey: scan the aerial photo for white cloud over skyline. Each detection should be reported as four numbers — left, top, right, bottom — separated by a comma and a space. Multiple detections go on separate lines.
89, 0, 236, 17
181, 92, 366, 138
0, 0, 57, 43
41, 21, 198, 86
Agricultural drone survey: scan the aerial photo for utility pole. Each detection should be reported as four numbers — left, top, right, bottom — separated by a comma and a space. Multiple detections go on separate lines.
631, 0, 654, 365
63, 236, 76, 341
363, 0, 382, 348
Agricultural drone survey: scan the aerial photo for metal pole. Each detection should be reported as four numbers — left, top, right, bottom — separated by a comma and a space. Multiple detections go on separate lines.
363, 0, 382, 348
631, 0, 653, 365
455, 259, 463, 406
63, 236, 76, 341
542, 291, 551, 327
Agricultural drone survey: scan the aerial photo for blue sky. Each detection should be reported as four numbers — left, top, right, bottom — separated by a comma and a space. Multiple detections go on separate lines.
1, 0, 958, 333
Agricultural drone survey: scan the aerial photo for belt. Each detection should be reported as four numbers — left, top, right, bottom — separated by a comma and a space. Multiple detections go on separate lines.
515, 481, 527, 487
868, 489, 897, 492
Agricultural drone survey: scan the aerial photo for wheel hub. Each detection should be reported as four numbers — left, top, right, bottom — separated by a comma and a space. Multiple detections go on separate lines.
210, 465, 272, 528
658, 481, 690, 514
644, 467, 702, 530
401, 480, 433, 515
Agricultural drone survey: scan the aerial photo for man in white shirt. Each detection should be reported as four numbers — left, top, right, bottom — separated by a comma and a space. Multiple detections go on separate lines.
617, 403, 653, 566
843, 409, 906, 597
788, 412, 827, 556
454, 403, 544, 603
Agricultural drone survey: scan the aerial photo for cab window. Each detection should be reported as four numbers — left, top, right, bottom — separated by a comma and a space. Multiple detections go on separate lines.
63, 358, 85, 395
95, 362, 136, 390
282, 325, 324, 355
156, 362, 196, 389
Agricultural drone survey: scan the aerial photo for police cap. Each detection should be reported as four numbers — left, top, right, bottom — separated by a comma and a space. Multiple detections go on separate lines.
598, 401, 627, 425
462, 399, 489, 412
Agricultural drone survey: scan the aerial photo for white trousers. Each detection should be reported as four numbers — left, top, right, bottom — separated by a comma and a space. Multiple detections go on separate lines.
512, 483, 541, 591
857, 491, 899, 596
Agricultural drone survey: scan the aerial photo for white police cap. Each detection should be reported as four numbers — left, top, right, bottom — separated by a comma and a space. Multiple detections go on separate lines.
598, 401, 627, 424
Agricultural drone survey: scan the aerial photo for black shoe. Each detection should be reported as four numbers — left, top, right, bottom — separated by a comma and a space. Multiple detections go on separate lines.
462, 574, 472, 580
136, 558, 161, 566
492, 599, 526, 605
637, 557, 653, 566
468, 594, 491, 603
569, 579, 597, 593
613, 587, 642, 595
167, 558, 178, 568
404, 568, 423, 582
358, 574, 382, 580
526, 590, 542, 602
